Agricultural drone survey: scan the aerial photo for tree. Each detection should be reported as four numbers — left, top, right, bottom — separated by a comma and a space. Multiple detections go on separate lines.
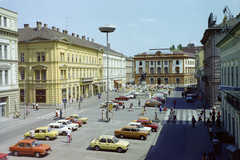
177, 44, 183, 51
169, 45, 175, 51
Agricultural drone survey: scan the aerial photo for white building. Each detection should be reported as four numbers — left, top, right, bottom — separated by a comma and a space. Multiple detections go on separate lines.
0, 7, 19, 118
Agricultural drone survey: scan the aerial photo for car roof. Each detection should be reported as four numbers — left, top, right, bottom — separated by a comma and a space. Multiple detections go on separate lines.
137, 119, 149, 122
129, 122, 141, 125
123, 125, 137, 129
18, 139, 36, 143
99, 135, 114, 139
36, 127, 49, 129
57, 120, 69, 122
48, 123, 62, 126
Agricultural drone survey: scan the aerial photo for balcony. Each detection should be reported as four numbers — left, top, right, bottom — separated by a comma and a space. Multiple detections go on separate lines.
79, 77, 93, 82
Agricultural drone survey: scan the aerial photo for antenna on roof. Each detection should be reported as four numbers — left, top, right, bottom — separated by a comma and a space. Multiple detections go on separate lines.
65, 18, 71, 32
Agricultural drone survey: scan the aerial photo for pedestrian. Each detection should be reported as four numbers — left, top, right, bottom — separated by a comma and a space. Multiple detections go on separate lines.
32, 101, 35, 109
198, 113, 202, 124
202, 153, 207, 160
217, 111, 220, 117
168, 90, 170, 95
122, 102, 125, 110
72, 98, 74, 103
138, 99, 141, 107
86, 93, 88, 98
30, 128, 35, 139
155, 112, 159, 122
212, 114, 216, 125
208, 150, 216, 160
192, 116, 196, 128
181, 92, 184, 98
36, 103, 39, 111
173, 100, 176, 108
216, 117, 221, 129
26, 107, 29, 116
67, 129, 72, 143
76, 97, 78, 103
142, 107, 144, 116
210, 109, 212, 117
159, 105, 162, 114
170, 107, 174, 115
60, 109, 62, 119
116, 104, 120, 111
144, 106, 147, 114
79, 102, 81, 110
80, 96, 83, 103
55, 109, 59, 117
207, 118, 211, 127
209, 125, 213, 139
102, 110, 105, 120
217, 140, 222, 155
213, 136, 219, 155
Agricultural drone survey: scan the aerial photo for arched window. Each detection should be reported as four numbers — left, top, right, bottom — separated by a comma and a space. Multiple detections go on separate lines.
150, 78, 154, 84
157, 78, 161, 85
164, 67, 168, 73
175, 67, 180, 74
139, 68, 143, 74
176, 78, 180, 84
164, 78, 168, 84
150, 67, 154, 74
157, 67, 161, 74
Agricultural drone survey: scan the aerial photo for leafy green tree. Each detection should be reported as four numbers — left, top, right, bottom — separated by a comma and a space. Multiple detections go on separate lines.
177, 44, 183, 51
169, 45, 175, 51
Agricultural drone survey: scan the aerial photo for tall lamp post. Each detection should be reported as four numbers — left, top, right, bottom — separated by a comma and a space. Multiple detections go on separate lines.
99, 25, 116, 122
24, 77, 32, 120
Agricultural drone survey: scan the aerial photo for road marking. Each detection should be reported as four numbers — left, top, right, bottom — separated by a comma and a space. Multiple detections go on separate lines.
176, 110, 180, 124
163, 110, 170, 124
182, 110, 186, 125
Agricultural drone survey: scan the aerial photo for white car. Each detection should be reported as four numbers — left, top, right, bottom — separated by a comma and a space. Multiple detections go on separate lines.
125, 93, 134, 99
56, 120, 79, 131
128, 122, 152, 133
101, 101, 117, 108
186, 94, 194, 102
48, 123, 70, 136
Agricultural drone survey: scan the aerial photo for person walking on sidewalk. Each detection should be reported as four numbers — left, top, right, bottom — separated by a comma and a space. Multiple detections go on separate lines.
67, 129, 72, 143
79, 102, 81, 110
138, 99, 141, 107
173, 100, 176, 108
101, 110, 105, 120
30, 128, 35, 139
198, 113, 202, 124
122, 102, 125, 110
212, 114, 216, 125
181, 92, 184, 98
168, 90, 170, 95
159, 105, 162, 114
208, 150, 216, 160
32, 101, 35, 109
36, 103, 39, 111
207, 118, 211, 127
192, 116, 196, 128
213, 136, 219, 155
209, 125, 213, 139
60, 109, 62, 119
217, 140, 222, 155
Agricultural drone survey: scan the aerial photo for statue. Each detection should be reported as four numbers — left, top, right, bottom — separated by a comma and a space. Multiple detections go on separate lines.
140, 72, 147, 84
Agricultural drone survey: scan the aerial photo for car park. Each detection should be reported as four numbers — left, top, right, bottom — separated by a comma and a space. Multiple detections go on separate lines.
48, 123, 69, 136
24, 127, 59, 141
89, 135, 130, 153
115, 95, 130, 101
65, 117, 83, 127
56, 120, 79, 130
9, 139, 51, 158
186, 94, 194, 102
133, 119, 159, 132
67, 115, 88, 124
145, 99, 162, 107
128, 122, 152, 133
114, 126, 150, 140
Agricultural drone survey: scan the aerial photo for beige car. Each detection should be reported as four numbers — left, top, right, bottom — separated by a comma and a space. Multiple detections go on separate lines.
114, 126, 150, 140
145, 100, 162, 107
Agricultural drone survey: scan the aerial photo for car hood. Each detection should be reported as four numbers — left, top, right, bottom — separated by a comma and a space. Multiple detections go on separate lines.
80, 117, 88, 120
117, 140, 129, 146
143, 126, 152, 131
35, 144, 51, 150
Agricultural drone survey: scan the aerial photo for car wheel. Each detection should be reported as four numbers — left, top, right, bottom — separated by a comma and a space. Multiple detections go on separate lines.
26, 136, 31, 139
62, 132, 67, 136
94, 146, 100, 151
117, 147, 123, 153
146, 104, 149, 107
79, 124, 82, 127
120, 134, 124, 138
35, 152, 40, 158
45, 136, 50, 141
103, 105, 106, 108
140, 135, 145, 140
152, 128, 156, 132
13, 150, 18, 156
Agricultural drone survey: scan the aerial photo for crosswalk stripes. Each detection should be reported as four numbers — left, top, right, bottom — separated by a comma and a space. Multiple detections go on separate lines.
36, 108, 91, 120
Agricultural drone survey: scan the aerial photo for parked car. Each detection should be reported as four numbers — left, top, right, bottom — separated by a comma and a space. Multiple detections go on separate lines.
111, 100, 124, 106
101, 101, 118, 108
115, 95, 129, 101
24, 127, 59, 141
124, 93, 134, 99
133, 119, 159, 132
9, 139, 51, 158
145, 99, 162, 107
65, 117, 83, 127
0, 153, 8, 160
67, 114, 88, 124
48, 123, 69, 136
114, 126, 150, 140
56, 120, 79, 130
186, 94, 194, 102
128, 122, 152, 133
89, 135, 130, 153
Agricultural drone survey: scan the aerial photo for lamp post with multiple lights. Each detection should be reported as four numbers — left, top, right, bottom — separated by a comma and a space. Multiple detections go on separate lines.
99, 25, 116, 122
24, 77, 32, 120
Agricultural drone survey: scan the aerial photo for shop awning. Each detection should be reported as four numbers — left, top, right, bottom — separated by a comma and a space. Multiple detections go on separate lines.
116, 80, 125, 84
94, 83, 102, 87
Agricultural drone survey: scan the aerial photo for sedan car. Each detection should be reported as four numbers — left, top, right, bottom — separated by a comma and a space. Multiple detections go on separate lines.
56, 120, 79, 130
145, 100, 162, 107
67, 114, 88, 124
48, 123, 69, 136
65, 117, 83, 127
114, 126, 150, 140
89, 135, 130, 153
115, 95, 129, 101
9, 139, 51, 158
124, 93, 134, 99
0, 153, 8, 160
111, 100, 124, 106
24, 127, 59, 141
186, 94, 194, 102
133, 119, 159, 132
128, 122, 152, 133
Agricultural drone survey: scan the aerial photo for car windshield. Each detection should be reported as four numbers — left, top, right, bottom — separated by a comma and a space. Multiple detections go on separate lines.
31, 140, 41, 147
140, 124, 144, 128
78, 115, 82, 118
112, 136, 119, 143
67, 121, 72, 124
47, 128, 52, 132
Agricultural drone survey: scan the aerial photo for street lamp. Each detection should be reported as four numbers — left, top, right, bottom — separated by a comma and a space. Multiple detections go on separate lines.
24, 77, 32, 120
99, 25, 116, 122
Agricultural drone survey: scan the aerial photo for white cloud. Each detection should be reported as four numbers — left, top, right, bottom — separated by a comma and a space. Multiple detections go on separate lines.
140, 18, 156, 22
129, 23, 137, 26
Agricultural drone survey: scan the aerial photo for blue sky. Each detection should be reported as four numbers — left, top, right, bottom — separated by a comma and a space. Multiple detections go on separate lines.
1, 0, 240, 57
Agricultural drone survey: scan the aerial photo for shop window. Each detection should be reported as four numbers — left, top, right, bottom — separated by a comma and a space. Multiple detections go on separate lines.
36, 90, 46, 103
20, 89, 24, 102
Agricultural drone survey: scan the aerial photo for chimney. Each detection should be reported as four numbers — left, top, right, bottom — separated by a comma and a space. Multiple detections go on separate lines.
36, 21, 42, 30
82, 36, 86, 40
57, 28, 60, 32
24, 24, 29, 28
92, 38, 94, 43
77, 35, 79, 38
62, 30, 65, 34
72, 33, 75, 37
44, 24, 48, 28
87, 37, 89, 41
65, 30, 68, 34
52, 26, 56, 31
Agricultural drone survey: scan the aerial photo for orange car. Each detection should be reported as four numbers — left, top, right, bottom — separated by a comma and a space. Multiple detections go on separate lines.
9, 139, 52, 158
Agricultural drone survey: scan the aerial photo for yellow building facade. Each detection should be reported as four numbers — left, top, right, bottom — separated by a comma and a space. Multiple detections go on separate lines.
18, 22, 104, 106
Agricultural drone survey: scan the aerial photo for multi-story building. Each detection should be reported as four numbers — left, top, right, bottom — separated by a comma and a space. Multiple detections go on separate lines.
133, 49, 196, 86
216, 14, 240, 148
0, 7, 19, 118
126, 56, 134, 84
94, 43, 126, 91
195, 50, 204, 107
182, 43, 204, 54
18, 22, 104, 106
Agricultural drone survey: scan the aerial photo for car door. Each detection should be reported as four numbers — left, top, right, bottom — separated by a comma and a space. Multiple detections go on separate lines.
123, 128, 131, 138
54, 125, 60, 132
34, 129, 40, 139
25, 143, 33, 155
16, 143, 25, 154
98, 138, 108, 150
107, 139, 115, 150
39, 129, 47, 139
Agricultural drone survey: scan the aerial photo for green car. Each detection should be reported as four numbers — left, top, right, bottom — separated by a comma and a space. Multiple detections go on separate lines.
24, 127, 59, 141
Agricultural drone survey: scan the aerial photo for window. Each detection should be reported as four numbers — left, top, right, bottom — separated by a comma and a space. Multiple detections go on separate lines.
26, 143, 31, 148
37, 53, 40, 62
83, 56, 85, 63
4, 45, 7, 59
5, 70, 8, 84
60, 53, 64, 62
80, 70, 82, 78
176, 60, 179, 65
164, 67, 168, 73
18, 143, 25, 147
37, 53, 45, 62
151, 61, 153, 65
92, 58, 94, 64
139, 61, 142, 65
176, 78, 180, 84
72, 55, 74, 62
0, 71, 2, 85
107, 139, 113, 143
76, 70, 78, 78
157, 67, 161, 74
36, 70, 40, 80
68, 54, 70, 62
150, 67, 154, 74
20, 53, 24, 62
176, 67, 179, 74
61, 70, 63, 79
139, 68, 143, 74
150, 78, 154, 84
35, 130, 40, 133
3, 17, 7, 27
231, 67, 234, 86
68, 70, 70, 79
72, 69, 74, 79
76, 55, 77, 62
236, 66, 238, 87
36, 90, 46, 103
99, 139, 106, 143
86, 57, 88, 64
165, 61, 168, 65
20, 89, 24, 102
89, 57, 91, 64
21, 71, 25, 80
41, 53, 45, 62
164, 78, 168, 84
95, 58, 96, 64
79, 56, 81, 63
42, 70, 46, 80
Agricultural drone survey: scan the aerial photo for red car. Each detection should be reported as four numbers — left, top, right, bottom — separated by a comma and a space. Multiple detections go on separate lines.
135, 119, 159, 132
65, 117, 83, 127
111, 99, 124, 106
115, 95, 129, 101
0, 153, 8, 160
9, 139, 51, 158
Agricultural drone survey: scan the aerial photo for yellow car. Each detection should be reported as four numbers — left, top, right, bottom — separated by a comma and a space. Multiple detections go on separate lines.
68, 114, 88, 124
90, 135, 130, 153
24, 127, 59, 141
